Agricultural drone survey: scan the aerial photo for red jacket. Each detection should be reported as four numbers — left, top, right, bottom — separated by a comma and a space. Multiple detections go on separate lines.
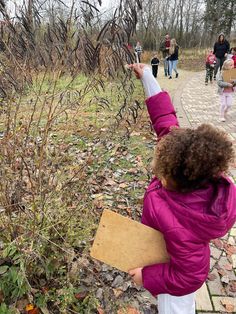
141, 92, 236, 296
232, 55, 236, 68
206, 53, 216, 65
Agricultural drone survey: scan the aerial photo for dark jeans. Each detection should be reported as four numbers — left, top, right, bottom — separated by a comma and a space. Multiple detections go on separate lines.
135, 52, 141, 63
214, 57, 225, 78
164, 58, 169, 76
152, 65, 158, 78
205, 65, 214, 82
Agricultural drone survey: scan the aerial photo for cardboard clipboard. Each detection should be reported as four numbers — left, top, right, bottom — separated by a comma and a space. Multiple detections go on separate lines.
90, 209, 169, 272
222, 68, 236, 83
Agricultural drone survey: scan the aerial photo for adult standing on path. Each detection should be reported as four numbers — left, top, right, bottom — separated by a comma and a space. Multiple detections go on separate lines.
160, 34, 170, 76
168, 38, 179, 79
213, 33, 230, 79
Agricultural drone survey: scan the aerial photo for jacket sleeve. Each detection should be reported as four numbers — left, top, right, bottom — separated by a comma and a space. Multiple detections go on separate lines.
217, 73, 233, 88
141, 228, 208, 296
145, 92, 179, 139
213, 43, 216, 55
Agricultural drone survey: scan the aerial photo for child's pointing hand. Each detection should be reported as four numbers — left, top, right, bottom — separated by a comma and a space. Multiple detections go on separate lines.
127, 63, 147, 79
128, 267, 143, 286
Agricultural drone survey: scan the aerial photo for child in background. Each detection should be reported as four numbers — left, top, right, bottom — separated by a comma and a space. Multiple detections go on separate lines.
217, 59, 236, 122
127, 63, 236, 314
134, 41, 143, 63
205, 50, 216, 85
231, 47, 236, 68
151, 54, 160, 78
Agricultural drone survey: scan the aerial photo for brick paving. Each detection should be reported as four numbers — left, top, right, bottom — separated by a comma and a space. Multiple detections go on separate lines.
173, 71, 236, 313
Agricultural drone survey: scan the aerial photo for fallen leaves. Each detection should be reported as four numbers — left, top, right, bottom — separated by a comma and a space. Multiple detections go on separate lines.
207, 273, 217, 281
97, 307, 105, 314
221, 299, 235, 312
26, 304, 39, 314
117, 306, 140, 314
224, 244, 236, 256
74, 291, 89, 301
212, 239, 223, 249
224, 264, 233, 271
113, 288, 123, 298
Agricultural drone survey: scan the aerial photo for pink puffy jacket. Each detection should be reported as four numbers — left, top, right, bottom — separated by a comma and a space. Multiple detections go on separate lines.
141, 92, 236, 296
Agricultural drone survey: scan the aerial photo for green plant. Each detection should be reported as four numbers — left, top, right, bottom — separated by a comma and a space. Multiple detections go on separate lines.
0, 303, 15, 314
0, 245, 30, 302
75, 294, 99, 314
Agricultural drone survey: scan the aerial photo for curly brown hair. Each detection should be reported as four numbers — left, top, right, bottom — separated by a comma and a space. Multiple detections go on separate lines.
153, 124, 235, 192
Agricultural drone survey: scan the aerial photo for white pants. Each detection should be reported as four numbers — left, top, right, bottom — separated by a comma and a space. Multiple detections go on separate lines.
220, 93, 233, 118
158, 292, 195, 314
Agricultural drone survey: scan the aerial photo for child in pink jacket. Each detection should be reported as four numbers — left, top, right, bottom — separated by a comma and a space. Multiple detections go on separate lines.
128, 63, 236, 314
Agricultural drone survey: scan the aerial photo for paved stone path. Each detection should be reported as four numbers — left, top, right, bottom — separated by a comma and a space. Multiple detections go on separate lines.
173, 71, 236, 314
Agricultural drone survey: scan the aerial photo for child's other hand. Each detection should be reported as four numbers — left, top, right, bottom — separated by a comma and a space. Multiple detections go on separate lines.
127, 63, 147, 79
129, 267, 143, 286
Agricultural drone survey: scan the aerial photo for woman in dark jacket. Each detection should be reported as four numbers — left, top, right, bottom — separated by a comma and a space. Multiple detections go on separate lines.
168, 38, 179, 79
213, 33, 230, 79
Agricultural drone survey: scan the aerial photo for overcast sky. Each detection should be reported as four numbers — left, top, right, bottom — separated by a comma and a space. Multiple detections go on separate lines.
7, 0, 114, 16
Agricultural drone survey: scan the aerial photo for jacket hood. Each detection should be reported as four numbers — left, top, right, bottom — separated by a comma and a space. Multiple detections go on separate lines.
161, 176, 236, 241
218, 33, 225, 41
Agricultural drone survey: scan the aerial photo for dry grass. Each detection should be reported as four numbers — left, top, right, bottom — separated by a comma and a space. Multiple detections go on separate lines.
140, 48, 207, 72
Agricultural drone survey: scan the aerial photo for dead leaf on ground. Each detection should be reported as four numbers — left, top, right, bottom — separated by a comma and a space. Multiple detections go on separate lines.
221, 299, 235, 312
26, 304, 40, 314
224, 244, 236, 255
119, 183, 128, 188
113, 288, 123, 298
217, 268, 226, 276
117, 307, 140, 314
208, 273, 217, 281
224, 264, 233, 271
212, 239, 223, 249
105, 178, 117, 186
93, 199, 104, 209
74, 291, 88, 300
29, 309, 40, 314
97, 307, 105, 314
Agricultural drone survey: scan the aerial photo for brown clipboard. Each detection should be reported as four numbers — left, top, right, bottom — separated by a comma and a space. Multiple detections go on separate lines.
90, 209, 169, 272
222, 68, 236, 83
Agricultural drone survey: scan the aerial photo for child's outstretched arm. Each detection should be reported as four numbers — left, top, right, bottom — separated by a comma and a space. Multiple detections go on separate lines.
129, 64, 179, 138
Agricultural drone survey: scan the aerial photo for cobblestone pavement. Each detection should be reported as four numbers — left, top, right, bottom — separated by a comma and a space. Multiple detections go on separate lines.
173, 71, 236, 314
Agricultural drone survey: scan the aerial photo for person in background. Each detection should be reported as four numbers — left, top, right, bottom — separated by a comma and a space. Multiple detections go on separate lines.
217, 59, 236, 122
205, 50, 216, 85
213, 33, 230, 79
127, 62, 236, 314
135, 41, 142, 63
160, 34, 170, 76
151, 54, 160, 78
226, 47, 233, 60
168, 38, 179, 79
127, 43, 133, 51
231, 47, 236, 68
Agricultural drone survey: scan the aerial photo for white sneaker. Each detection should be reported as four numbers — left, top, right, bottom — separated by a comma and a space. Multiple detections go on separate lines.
220, 117, 226, 122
